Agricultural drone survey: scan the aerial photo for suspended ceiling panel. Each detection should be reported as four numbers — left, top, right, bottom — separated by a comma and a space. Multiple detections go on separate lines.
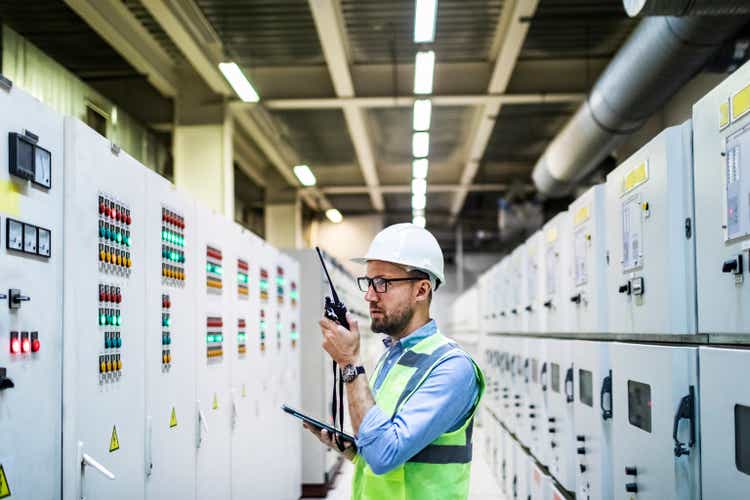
194, 0, 326, 66
520, 0, 637, 60
272, 109, 358, 165
341, 0, 505, 64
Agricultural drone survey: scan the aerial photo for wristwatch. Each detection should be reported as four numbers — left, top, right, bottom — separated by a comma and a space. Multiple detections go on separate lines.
342, 364, 365, 383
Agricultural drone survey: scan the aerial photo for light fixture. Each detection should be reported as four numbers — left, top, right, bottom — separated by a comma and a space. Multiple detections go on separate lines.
414, 51, 435, 95
412, 193, 426, 210
325, 208, 343, 224
218, 62, 260, 103
414, 0, 438, 43
293, 165, 316, 186
412, 132, 430, 158
412, 158, 429, 179
413, 99, 432, 131
413, 208, 425, 217
412, 178, 427, 196
413, 215, 426, 228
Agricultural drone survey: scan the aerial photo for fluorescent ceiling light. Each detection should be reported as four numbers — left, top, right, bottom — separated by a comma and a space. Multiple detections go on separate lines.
413, 208, 425, 217
412, 178, 427, 196
412, 132, 430, 158
293, 164, 317, 186
412, 158, 429, 179
412, 193, 426, 210
413, 99, 432, 131
413, 215, 426, 228
414, 0, 438, 43
325, 208, 343, 224
414, 51, 435, 95
219, 62, 260, 103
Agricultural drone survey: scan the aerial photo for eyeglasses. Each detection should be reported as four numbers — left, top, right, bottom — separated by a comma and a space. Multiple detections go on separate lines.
357, 276, 424, 293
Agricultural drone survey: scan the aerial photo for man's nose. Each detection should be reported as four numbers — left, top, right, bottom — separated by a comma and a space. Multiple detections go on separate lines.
364, 284, 378, 302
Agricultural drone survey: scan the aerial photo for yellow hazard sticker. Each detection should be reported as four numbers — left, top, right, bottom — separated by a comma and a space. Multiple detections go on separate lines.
0, 463, 11, 498
212, 393, 219, 410
622, 160, 649, 194
732, 83, 750, 122
574, 205, 590, 226
0, 180, 21, 217
109, 426, 120, 452
720, 100, 730, 130
170, 407, 178, 428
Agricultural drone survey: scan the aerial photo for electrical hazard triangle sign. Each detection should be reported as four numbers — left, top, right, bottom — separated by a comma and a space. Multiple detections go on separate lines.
212, 393, 219, 410
0, 464, 11, 498
170, 407, 178, 428
109, 425, 120, 452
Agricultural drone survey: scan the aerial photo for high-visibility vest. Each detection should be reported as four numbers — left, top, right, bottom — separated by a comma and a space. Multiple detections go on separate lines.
351, 331, 486, 499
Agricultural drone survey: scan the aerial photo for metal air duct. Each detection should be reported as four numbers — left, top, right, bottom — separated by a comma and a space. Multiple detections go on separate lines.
532, 15, 748, 196
624, 0, 750, 17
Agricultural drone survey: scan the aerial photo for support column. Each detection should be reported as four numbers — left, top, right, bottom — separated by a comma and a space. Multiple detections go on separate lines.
264, 167, 303, 248
173, 72, 234, 217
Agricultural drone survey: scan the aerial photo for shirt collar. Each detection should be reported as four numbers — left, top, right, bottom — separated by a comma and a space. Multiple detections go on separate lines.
381, 319, 437, 349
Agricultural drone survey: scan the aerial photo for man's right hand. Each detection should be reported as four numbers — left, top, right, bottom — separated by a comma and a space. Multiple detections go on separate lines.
302, 422, 357, 461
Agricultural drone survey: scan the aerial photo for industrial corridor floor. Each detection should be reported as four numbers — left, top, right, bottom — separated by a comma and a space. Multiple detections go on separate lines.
305, 427, 504, 500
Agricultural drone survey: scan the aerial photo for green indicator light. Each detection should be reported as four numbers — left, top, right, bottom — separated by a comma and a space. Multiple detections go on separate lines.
116, 232, 123, 244
99, 314, 106, 326
127, 236, 132, 247
162, 230, 167, 241
117, 316, 122, 326
99, 226, 106, 238
207, 263, 212, 273
215, 266, 223, 276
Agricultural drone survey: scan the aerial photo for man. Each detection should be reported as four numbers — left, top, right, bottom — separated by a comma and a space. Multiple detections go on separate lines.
305, 223, 485, 499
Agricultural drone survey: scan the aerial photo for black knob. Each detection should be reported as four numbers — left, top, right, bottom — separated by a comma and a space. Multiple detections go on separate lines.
570, 293, 582, 304
626, 483, 638, 493
525, 305, 532, 312
529, 413, 536, 418
576, 435, 585, 442
543, 300, 552, 308
514, 403, 521, 407
723, 256, 742, 274
511, 309, 518, 315
516, 413, 521, 418
549, 428, 556, 433
618, 283, 630, 294
503, 395, 509, 399
531, 426, 536, 431
548, 417, 556, 423
580, 464, 587, 473
550, 441, 557, 448
529, 404, 536, 409
577, 447, 586, 455
625, 466, 637, 476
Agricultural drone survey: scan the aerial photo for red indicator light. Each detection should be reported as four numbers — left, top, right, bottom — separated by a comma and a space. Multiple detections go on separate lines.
10, 339, 20, 354
21, 338, 30, 353
32, 339, 41, 352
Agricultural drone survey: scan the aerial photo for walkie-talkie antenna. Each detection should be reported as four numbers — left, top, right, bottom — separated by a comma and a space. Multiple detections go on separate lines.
316, 246, 340, 303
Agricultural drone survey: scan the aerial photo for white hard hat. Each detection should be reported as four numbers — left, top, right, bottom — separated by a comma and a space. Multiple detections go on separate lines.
352, 223, 445, 290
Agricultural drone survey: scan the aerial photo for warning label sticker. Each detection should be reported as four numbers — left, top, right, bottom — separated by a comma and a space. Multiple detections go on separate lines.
0, 463, 11, 498
212, 393, 219, 410
109, 426, 120, 452
170, 407, 178, 428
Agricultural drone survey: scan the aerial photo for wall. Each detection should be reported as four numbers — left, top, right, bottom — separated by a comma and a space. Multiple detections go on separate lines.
311, 214, 384, 276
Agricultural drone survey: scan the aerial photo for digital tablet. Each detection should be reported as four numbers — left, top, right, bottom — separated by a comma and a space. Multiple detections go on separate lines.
282, 404, 356, 445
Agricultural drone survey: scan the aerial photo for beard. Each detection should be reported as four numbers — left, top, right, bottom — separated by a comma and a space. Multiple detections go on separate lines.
370, 303, 415, 337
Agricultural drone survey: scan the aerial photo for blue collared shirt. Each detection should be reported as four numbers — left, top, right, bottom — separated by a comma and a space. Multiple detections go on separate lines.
355, 320, 480, 475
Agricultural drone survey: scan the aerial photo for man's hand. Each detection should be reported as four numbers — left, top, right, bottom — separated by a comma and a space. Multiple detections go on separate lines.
319, 313, 360, 366
302, 422, 356, 461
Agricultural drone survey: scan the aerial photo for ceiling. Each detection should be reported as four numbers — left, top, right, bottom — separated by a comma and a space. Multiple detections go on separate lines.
0, 0, 643, 256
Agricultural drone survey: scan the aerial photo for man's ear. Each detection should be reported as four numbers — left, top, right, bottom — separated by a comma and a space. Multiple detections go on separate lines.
414, 280, 431, 302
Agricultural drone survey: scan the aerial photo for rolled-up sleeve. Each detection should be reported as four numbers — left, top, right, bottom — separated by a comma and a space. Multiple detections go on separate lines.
354, 354, 479, 475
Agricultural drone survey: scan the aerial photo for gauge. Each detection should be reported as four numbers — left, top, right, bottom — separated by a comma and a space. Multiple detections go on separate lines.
37, 227, 51, 257
34, 146, 52, 189
6, 218, 23, 251
24, 224, 38, 254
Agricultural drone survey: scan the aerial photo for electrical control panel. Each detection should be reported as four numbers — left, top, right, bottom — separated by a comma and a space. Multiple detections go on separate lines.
542, 338, 576, 492
572, 341, 613, 500
567, 185, 609, 333
62, 117, 146, 500
611, 343, 699, 500
523, 231, 543, 334
143, 170, 196, 500
231, 225, 262, 500
194, 206, 233, 500
698, 346, 750, 497
494, 258, 510, 334
605, 121, 697, 334
525, 338, 548, 467
0, 81, 64, 499
693, 60, 750, 334
508, 244, 526, 333
541, 211, 573, 334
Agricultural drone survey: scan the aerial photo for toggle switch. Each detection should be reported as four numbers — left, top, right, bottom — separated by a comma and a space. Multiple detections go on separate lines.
580, 464, 587, 473
722, 255, 743, 275
625, 466, 637, 476
570, 293, 582, 304
9, 289, 30, 309
618, 283, 631, 294
577, 447, 586, 455
577, 435, 586, 442
625, 483, 638, 493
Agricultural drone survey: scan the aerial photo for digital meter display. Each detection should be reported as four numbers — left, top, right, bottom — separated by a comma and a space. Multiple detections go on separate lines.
579, 369, 593, 407
628, 380, 652, 433
551, 363, 560, 393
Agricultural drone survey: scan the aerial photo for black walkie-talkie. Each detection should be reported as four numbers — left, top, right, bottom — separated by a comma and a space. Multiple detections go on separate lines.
316, 247, 349, 451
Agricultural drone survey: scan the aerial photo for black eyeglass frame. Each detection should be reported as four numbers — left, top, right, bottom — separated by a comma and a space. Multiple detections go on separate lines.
357, 276, 424, 293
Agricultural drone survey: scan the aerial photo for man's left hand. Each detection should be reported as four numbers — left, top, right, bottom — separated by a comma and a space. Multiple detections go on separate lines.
319, 313, 360, 366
